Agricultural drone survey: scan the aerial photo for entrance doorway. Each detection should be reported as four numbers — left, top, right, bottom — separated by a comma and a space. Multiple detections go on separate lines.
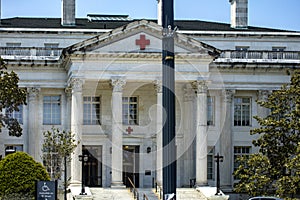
123, 145, 139, 188
82, 145, 102, 187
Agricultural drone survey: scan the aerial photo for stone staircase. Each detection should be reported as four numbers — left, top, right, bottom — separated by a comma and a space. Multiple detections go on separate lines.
89, 188, 134, 200
137, 188, 160, 200
89, 187, 213, 200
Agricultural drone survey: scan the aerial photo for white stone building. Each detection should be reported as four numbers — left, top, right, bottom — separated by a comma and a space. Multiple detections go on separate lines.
0, 0, 299, 193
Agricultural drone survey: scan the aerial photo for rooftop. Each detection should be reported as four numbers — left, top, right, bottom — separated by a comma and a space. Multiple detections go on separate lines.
0, 16, 297, 33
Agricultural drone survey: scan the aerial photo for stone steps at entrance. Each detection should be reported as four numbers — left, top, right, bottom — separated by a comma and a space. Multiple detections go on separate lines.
90, 188, 134, 200
89, 187, 208, 200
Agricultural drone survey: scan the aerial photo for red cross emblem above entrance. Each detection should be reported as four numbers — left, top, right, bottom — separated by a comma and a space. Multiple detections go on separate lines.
135, 34, 150, 50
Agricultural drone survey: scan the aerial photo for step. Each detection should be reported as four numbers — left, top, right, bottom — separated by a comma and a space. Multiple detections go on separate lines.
90, 188, 134, 200
137, 188, 159, 200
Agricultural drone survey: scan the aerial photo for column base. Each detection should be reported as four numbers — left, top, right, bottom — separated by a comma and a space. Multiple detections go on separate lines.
111, 181, 126, 188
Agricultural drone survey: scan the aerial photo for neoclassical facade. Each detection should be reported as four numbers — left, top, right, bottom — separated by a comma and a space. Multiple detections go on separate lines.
0, 0, 299, 192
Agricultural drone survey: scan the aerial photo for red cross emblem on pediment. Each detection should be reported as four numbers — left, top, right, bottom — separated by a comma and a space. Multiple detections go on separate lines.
126, 126, 133, 134
135, 34, 150, 50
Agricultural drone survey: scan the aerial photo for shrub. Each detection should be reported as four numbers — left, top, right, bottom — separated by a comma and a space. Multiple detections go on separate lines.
0, 152, 50, 198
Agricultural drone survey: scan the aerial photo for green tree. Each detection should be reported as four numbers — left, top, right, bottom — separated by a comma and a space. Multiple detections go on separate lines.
42, 127, 79, 181
234, 70, 300, 198
0, 152, 50, 198
0, 57, 27, 137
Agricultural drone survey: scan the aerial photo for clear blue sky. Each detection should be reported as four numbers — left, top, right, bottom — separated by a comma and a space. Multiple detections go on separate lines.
2, 0, 300, 31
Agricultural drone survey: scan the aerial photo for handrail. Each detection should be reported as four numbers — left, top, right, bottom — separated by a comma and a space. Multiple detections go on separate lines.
128, 177, 139, 200
143, 194, 149, 200
155, 181, 163, 199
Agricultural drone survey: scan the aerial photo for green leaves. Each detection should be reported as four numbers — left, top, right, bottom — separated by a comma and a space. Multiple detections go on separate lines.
0, 152, 50, 197
0, 57, 27, 137
234, 70, 300, 198
42, 127, 79, 181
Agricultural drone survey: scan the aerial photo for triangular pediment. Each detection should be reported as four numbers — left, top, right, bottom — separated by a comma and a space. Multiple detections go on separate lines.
64, 20, 219, 56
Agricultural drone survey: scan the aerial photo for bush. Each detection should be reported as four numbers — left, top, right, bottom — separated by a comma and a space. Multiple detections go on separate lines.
0, 152, 50, 198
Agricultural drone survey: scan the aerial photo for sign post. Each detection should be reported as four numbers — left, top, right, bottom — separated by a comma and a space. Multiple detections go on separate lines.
36, 180, 57, 200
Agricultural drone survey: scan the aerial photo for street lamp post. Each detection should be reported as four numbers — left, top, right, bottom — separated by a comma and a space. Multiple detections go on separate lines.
79, 154, 88, 195
214, 153, 224, 195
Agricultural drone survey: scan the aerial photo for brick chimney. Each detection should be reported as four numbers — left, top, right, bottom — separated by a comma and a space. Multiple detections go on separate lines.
61, 0, 76, 26
229, 0, 248, 29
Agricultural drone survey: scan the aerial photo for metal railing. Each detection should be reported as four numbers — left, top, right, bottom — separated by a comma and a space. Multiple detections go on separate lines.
218, 50, 300, 60
0, 47, 63, 59
128, 177, 139, 200
155, 181, 163, 200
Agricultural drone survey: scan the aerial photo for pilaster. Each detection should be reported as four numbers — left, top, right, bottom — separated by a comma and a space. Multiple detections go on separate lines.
111, 78, 126, 187
154, 79, 163, 186
257, 90, 271, 118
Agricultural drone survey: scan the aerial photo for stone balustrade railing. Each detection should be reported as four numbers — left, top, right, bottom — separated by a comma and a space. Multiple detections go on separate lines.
217, 50, 300, 63
0, 47, 63, 60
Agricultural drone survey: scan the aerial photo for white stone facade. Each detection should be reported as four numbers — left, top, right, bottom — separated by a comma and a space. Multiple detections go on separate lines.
0, 13, 299, 192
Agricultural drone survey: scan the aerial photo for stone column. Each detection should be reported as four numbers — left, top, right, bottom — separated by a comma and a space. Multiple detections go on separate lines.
27, 87, 41, 161
182, 83, 195, 186
154, 80, 163, 186
193, 81, 208, 186
111, 78, 126, 187
69, 78, 84, 186
220, 89, 235, 188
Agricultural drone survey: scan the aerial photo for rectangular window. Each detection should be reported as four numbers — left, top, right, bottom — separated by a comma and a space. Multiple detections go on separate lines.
234, 146, 251, 179
83, 96, 101, 125
43, 96, 61, 125
207, 147, 215, 180
7, 105, 23, 124
234, 97, 251, 126
122, 97, 138, 125
207, 96, 215, 126
5, 145, 23, 156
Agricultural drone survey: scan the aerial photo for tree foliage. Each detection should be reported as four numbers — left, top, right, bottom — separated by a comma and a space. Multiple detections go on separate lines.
0, 57, 27, 137
234, 70, 300, 198
42, 127, 79, 181
0, 152, 50, 198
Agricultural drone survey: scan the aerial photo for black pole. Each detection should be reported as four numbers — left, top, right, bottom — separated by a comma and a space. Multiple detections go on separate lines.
162, 0, 176, 200
79, 155, 87, 195
214, 153, 223, 195
64, 156, 67, 200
